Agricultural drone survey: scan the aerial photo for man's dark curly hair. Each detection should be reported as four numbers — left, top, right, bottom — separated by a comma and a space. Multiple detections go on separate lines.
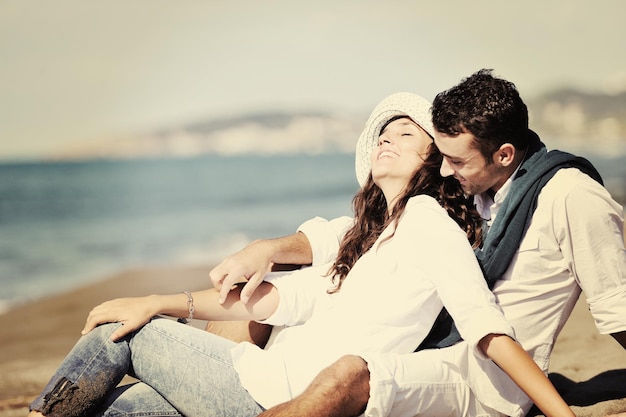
431, 69, 531, 163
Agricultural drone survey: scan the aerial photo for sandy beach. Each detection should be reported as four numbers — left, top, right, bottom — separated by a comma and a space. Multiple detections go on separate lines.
1, 264, 625, 417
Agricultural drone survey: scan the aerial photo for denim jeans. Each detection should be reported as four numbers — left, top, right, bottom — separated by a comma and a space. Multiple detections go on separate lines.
30, 318, 265, 417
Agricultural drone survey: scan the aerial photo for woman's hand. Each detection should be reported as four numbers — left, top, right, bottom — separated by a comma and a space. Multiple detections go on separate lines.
479, 334, 575, 417
82, 295, 160, 341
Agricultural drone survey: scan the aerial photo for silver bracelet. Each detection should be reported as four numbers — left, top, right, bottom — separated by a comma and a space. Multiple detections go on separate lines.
177, 291, 195, 324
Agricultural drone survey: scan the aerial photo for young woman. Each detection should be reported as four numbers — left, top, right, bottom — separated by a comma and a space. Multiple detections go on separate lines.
28, 93, 574, 417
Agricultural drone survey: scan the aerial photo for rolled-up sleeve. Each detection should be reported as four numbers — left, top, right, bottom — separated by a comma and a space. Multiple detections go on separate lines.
554, 170, 626, 334
588, 286, 626, 334
257, 266, 331, 327
297, 216, 353, 266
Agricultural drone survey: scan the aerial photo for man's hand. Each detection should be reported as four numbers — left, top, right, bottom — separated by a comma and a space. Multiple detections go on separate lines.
82, 296, 159, 341
209, 240, 274, 305
210, 233, 313, 305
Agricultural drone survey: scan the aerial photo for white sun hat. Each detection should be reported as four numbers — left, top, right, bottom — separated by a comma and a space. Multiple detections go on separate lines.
355, 92, 434, 187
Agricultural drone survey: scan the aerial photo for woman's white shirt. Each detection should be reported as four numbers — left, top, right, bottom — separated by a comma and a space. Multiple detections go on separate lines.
231, 195, 513, 408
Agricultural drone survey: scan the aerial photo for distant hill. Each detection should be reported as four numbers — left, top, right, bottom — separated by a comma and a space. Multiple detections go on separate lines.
49, 111, 365, 161
49, 89, 626, 161
528, 89, 626, 155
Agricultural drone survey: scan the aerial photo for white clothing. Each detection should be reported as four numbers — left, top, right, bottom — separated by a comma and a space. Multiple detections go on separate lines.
231, 195, 514, 409
364, 344, 506, 417
300, 168, 626, 417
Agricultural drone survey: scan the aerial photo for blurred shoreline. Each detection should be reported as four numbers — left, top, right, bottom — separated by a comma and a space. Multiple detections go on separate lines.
0, 154, 357, 311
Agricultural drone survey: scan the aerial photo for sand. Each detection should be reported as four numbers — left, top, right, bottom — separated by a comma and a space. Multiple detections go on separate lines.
0, 264, 625, 417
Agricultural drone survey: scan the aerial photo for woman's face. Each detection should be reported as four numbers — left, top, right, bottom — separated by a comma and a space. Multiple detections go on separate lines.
370, 117, 432, 190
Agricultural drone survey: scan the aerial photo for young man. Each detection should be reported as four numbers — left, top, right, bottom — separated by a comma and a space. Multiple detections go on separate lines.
209, 70, 626, 416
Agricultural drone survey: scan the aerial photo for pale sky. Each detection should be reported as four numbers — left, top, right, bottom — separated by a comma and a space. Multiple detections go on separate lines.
1, 0, 625, 159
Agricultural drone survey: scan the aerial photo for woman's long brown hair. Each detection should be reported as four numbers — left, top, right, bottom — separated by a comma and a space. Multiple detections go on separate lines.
327, 144, 482, 293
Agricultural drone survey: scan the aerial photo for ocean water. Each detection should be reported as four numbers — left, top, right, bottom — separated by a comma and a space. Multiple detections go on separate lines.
0, 154, 358, 312
1, 151, 624, 314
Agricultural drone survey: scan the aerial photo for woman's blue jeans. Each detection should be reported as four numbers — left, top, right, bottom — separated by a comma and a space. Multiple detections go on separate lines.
30, 318, 265, 417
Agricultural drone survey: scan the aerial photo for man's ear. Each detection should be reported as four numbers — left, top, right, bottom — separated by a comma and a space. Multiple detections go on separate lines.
495, 143, 516, 167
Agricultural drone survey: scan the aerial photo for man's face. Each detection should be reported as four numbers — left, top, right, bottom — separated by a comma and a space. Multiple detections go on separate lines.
434, 130, 508, 196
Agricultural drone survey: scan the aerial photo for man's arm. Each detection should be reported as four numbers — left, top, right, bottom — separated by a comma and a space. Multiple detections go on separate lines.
552, 172, 626, 344
210, 215, 353, 305
209, 232, 313, 304
206, 232, 312, 346
206, 216, 352, 345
